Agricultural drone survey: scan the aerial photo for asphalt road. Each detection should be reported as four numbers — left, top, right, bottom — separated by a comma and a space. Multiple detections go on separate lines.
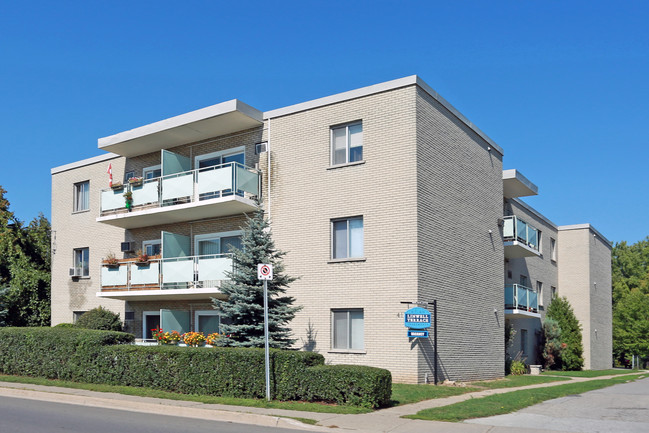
0, 395, 310, 433
466, 376, 649, 432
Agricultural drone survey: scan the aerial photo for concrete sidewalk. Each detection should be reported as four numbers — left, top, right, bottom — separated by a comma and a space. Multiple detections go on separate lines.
0, 371, 644, 433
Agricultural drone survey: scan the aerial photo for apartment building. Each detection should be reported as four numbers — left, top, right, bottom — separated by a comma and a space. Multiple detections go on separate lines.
51, 76, 612, 383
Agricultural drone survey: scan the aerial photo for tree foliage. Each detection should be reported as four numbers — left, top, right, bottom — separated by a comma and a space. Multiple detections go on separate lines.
75, 306, 123, 331
212, 207, 301, 348
541, 317, 563, 370
611, 237, 649, 363
546, 296, 584, 370
0, 186, 51, 327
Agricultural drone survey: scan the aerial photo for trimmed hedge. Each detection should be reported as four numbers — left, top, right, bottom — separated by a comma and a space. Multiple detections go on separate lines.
0, 328, 391, 408
75, 307, 123, 331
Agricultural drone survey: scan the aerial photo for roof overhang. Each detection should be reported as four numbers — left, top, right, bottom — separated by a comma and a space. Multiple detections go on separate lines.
98, 100, 263, 157
503, 169, 538, 199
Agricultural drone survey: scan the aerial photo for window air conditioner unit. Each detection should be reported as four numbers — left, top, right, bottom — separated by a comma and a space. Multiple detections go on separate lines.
121, 242, 134, 253
69, 267, 81, 277
255, 142, 268, 155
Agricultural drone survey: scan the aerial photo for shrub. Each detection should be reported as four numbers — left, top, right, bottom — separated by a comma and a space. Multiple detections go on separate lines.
302, 365, 392, 408
546, 297, 584, 370
75, 307, 123, 331
542, 318, 563, 369
54, 323, 75, 328
510, 360, 527, 375
0, 327, 390, 408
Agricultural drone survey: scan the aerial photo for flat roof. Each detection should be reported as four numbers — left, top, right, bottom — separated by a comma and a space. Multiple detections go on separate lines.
51, 153, 120, 175
558, 224, 612, 247
264, 75, 505, 156
97, 99, 263, 157
503, 169, 539, 198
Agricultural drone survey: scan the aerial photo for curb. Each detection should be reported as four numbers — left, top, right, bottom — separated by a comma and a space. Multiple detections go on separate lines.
0, 386, 331, 432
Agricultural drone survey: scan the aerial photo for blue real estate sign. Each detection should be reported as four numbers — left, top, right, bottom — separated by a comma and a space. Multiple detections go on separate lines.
404, 306, 431, 338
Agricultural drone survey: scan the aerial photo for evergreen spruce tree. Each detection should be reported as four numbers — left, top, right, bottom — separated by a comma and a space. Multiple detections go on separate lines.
212, 207, 300, 348
546, 296, 584, 370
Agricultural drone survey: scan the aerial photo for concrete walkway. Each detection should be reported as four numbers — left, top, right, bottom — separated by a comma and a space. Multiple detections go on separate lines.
0, 371, 645, 433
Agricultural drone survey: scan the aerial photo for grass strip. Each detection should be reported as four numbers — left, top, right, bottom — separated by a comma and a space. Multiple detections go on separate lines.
470, 375, 569, 389
405, 373, 647, 422
279, 416, 319, 425
0, 374, 370, 414
541, 369, 640, 377
390, 384, 480, 406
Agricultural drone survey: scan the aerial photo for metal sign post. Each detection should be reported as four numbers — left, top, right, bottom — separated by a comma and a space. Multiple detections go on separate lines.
401, 300, 438, 385
258, 264, 273, 401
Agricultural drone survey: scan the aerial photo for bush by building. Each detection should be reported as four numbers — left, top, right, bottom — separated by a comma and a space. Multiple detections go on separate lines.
0, 327, 391, 408
75, 306, 123, 331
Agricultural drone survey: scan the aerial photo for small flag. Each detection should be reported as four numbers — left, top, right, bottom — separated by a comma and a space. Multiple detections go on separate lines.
107, 163, 113, 187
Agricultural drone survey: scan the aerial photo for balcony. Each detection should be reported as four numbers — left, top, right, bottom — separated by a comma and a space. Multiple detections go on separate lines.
505, 284, 540, 318
97, 254, 232, 301
97, 162, 260, 229
503, 215, 541, 258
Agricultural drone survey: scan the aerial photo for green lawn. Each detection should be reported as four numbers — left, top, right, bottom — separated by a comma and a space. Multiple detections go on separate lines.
469, 375, 569, 389
405, 373, 647, 422
390, 383, 480, 406
541, 369, 640, 377
0, 374, 370, 414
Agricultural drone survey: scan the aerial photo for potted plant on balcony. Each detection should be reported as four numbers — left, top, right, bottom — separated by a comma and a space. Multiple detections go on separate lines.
134, 249, 149, 266
110, 181, 124, 191
103, 252, 120, 268
123, 190, 133, 210
182, 331, 206, 347
128, 176, 144, 187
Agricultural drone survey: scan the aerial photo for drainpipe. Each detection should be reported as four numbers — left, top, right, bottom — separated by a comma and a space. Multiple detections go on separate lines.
267, 117, 271, 222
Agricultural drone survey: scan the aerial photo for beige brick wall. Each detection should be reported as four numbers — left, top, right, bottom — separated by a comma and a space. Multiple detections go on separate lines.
558, 226, 612, 369
416, 87, 505, 381
51, 156, 128, 324
265, 85, 421, 383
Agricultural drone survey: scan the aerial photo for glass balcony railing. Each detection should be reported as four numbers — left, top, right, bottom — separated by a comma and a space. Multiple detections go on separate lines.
99, 162, 260, 215
502, 215, 539, 251
100, 254, 233, 291
505, 284, 538, 313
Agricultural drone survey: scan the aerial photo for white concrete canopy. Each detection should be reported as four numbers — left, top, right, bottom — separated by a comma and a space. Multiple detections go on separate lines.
97, 288, 225, 301
98, 100, 263, 157
503, 169, 538, 198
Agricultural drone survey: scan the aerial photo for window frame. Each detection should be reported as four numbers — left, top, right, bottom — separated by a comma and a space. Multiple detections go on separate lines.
73, 181, 90, 213
142, 165, 162, 180
550, 237, 557, 261
194, 146, 246, 169
143, 311, 161, 340
194, 230, 243, 256
73, 247, 90, 278
330, 308, 364, 352
330, 216, 364, 261
194, 310, 220, 334
330, 121, 363, 166
537, 281, 544, 306
142, 239, 162, 256
521, 329, 528, 356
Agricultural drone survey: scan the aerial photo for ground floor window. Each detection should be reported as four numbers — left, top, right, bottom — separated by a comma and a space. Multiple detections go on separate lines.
72, 311, 87, 323
521, 328, 528, 357
331, 309, 364, 350
195, 310, 220, 335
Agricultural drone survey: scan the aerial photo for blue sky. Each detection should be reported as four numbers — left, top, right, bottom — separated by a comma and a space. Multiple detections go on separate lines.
0, 1, 647, 244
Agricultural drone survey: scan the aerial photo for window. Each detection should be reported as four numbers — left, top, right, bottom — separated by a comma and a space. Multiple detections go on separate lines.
551, 286, 557, 298
519, 275, 528, 287
195, 310, 220, 335
194, 231, 243, 256
537, 281, 544, 306
73, 248, 89, 277
124, 171, 135, 182
550, 238, 557, 261
521, 329, 528, 356
332, 217, 364, 259
142, 239, 161, 256
331, 122, 362, 165
332, 309, 364, 350
195, 147, 245, 199
143, 165, 162, 179
72, 311, 87, 323
73, 181, 89, 212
